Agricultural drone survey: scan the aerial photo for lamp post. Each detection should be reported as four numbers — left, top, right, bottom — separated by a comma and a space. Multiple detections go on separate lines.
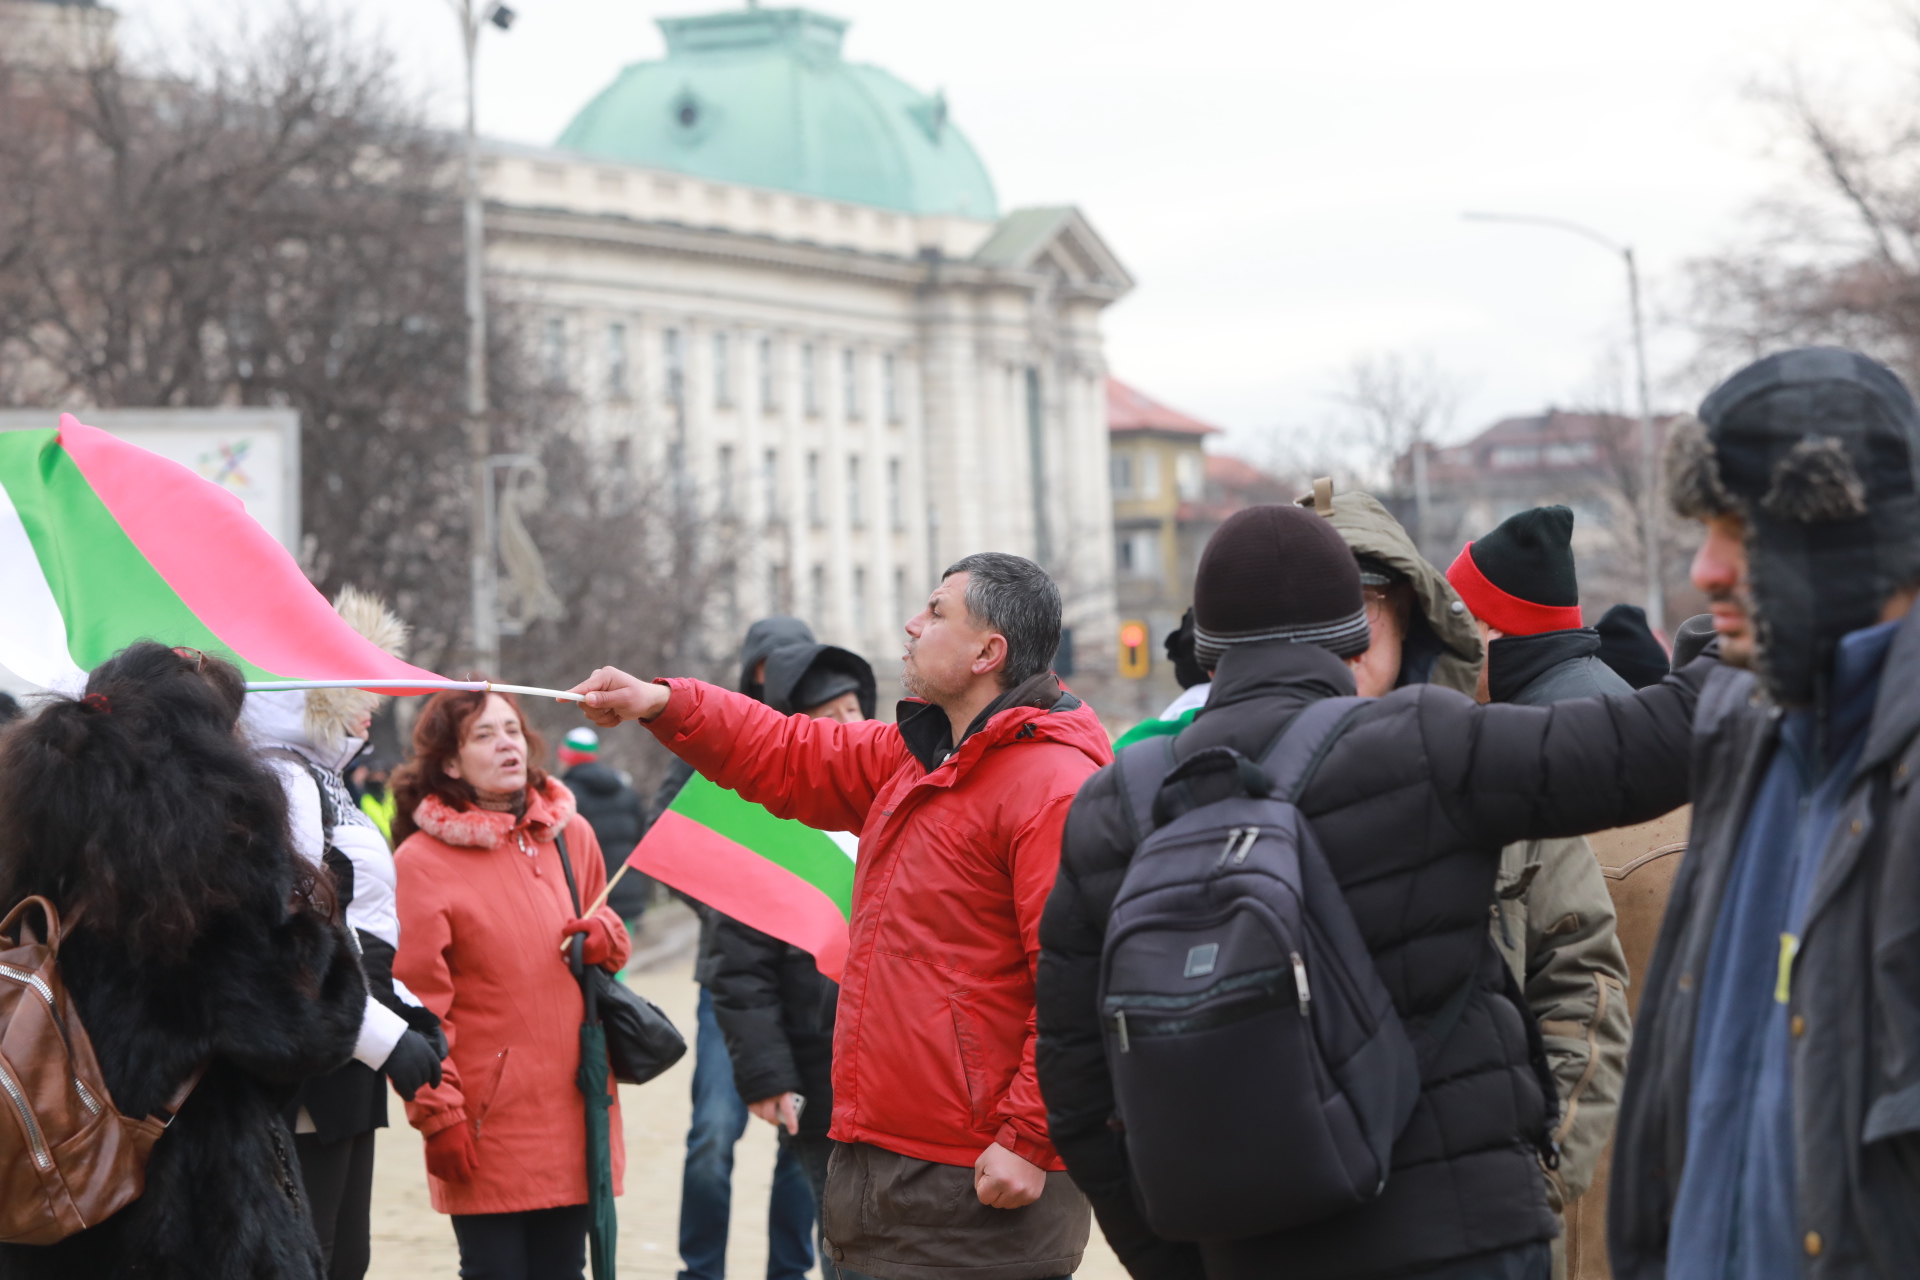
450, 0, 516, 676
1463, 212, 1664, 633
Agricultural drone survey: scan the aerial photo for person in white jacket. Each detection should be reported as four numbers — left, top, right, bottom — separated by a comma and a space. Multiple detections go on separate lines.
241, 588, 446, 1280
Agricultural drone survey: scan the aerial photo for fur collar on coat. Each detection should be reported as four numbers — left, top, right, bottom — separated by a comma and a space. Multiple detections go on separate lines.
412, 777, 577, 849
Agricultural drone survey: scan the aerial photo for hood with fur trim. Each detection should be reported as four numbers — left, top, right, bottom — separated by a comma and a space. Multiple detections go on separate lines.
410, 776, 578, 850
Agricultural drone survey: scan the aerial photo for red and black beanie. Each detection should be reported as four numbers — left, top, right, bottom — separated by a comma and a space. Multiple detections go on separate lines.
1445, 505, 1583, 636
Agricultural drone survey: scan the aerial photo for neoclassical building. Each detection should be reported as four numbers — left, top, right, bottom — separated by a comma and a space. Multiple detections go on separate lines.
482, 4, 1132, 675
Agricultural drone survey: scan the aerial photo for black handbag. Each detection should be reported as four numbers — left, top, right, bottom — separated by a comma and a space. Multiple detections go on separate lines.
556, 832, 687, 1085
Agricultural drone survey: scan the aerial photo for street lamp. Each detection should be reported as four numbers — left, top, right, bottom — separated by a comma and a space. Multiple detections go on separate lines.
1462, 211, 1664, 634
450, 0, 515, 677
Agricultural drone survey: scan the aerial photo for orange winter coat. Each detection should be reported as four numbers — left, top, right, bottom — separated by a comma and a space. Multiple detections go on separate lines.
393, 778, 631, 1216
646, 674, 1111, 1171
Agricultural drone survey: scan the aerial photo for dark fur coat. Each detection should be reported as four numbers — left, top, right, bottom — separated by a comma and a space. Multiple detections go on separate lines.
0, 901, 366, 1279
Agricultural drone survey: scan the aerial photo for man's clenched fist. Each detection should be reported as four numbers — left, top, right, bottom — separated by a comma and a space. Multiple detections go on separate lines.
973, 1142, 1046, 1209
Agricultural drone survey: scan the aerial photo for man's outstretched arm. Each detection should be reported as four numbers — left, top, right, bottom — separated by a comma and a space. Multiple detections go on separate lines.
570, 667, 905, 833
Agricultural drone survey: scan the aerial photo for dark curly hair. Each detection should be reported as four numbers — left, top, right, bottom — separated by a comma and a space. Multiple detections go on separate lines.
0, 642, 328, 963
389, 689, 548, 846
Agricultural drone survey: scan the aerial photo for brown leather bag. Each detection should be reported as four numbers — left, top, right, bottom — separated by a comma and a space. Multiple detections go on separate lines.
1559, 808, 1691, 1280
0, 897, 200, 1245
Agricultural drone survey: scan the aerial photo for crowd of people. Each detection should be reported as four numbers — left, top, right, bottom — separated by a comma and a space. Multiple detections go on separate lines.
0, 343, 1916, 1280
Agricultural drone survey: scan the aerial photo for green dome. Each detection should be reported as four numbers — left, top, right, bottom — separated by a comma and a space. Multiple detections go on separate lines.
556, 7, 998, 220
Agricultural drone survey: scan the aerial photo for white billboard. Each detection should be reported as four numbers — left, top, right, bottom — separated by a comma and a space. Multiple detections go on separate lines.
0, 407, 301, 548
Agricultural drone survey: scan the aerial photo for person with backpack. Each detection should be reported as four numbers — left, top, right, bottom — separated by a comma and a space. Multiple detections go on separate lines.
1035, 504, 1710, 1280
0, 642, 367, 1279
242, 589, 447, 1280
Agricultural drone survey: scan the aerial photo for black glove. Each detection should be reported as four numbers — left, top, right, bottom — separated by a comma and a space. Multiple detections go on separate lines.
382, 1028, 445, 1101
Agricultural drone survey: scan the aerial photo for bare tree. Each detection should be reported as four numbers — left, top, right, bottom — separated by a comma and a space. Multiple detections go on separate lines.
0, 4, 743, 784
1688, 18, 1920, 387
1329, 351, 1462, 556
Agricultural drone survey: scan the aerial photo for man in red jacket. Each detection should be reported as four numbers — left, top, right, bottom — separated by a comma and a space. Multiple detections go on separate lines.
573, 553, 1108, 1280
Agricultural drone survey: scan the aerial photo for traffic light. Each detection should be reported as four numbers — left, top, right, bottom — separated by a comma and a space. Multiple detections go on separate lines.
1118, 620, 1150, 679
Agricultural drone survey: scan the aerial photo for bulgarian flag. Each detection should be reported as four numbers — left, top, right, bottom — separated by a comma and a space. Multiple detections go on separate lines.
633, 773, 857, 980
0, 414, 445, 692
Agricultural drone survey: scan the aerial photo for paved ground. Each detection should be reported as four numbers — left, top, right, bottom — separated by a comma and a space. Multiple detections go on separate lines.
367, 908, 1126, 1279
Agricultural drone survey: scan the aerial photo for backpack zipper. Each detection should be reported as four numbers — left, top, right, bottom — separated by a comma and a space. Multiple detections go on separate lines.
0, 963, 103, 1116
0, 1057, 51, 1170
1291, 951, 1311, 1017
1113, 1010, 1130, 1053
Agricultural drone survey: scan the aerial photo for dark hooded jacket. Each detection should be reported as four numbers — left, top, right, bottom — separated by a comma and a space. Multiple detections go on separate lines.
703, 636, 876, 1134
565, 760, 650, 919
1488, 629, 1633, 706
1036, 639, 1708, 1280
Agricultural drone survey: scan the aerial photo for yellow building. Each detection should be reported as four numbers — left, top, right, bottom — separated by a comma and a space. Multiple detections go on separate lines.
1107, 378, 1219, 710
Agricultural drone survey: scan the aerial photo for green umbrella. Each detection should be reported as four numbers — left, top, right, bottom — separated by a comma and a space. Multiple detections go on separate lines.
572, 937, 618, 1280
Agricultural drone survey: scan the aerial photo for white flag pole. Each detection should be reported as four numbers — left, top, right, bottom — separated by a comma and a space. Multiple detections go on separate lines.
244, 678, 586, 703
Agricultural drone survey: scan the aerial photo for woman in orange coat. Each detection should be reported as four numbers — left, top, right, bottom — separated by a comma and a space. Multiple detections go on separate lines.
391, 690, 630, 1280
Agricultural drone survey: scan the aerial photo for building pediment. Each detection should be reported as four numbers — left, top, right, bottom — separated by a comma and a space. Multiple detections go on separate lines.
971, 206, 1134, 301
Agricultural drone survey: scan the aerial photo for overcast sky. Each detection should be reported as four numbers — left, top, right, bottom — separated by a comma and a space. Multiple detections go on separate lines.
121, 0, 1913, 458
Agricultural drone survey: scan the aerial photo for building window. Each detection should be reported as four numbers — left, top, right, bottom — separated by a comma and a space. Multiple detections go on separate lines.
809, 563, 827, 627
762, 448, 779, 520
606, 322, 628, 398
716, 444, 735, 514
806, 451, 823, 526
801, 343, 819, 416
1118, 529, 1162, 581
663, 327, 683, 404
887, 457, 904, 531
883, 352, 901, 423
1110, 451, 1133, 498
1175, 450, 1204, 502
843, 349, 860, 419
893, 567, 907, 630
768, 562, 788, 613
542, 317, 567, 389
853, 565, 868, 635
847, 455, 864, 528
1134, 450, 1161, 499
713, 332, 732, 408
759, 336, 778, 412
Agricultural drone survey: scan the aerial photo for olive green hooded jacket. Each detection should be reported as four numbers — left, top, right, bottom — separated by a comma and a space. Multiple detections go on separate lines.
1321, 489, 1631, 1211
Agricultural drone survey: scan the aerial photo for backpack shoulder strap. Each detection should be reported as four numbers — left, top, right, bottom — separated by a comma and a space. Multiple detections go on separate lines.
1115, 734, 1179, 845
1260, 695, 1368, 803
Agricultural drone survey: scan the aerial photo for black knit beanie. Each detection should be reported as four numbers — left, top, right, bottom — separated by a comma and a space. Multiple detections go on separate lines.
1192, 504, 1369, 668
1595, 603, 1670, 689
1446, 505, 1583, 636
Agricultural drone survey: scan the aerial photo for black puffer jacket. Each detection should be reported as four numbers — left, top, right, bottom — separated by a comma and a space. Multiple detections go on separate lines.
705, 916, 838, 1136
0, 903, 366, 1280
1036, 639, 1707, 1280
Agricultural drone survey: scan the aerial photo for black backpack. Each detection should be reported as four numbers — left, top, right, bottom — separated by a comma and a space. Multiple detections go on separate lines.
1100, 696, 1427, 1242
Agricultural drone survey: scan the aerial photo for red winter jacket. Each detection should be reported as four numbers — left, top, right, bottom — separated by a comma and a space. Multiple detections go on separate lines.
393, 778, 631, 1215
647, 673, 1111, 1170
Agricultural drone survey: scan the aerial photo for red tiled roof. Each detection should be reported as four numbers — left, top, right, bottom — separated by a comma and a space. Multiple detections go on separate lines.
1107, 377, 1221, 436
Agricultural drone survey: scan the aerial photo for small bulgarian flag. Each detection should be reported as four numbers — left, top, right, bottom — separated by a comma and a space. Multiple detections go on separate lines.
632, 772, 857, 980
0, 414, 445, 692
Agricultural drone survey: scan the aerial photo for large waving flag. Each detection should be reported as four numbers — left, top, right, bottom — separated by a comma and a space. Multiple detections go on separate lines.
0, 414, 444, 691
633, 771, 857, 980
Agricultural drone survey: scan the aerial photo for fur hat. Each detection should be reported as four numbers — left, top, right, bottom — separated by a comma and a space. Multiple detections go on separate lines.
1668, 346, 1920, 704
304, 586, 409, 750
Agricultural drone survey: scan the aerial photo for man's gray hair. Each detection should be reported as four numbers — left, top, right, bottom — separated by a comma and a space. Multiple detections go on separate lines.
941, 553, 1062, 688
